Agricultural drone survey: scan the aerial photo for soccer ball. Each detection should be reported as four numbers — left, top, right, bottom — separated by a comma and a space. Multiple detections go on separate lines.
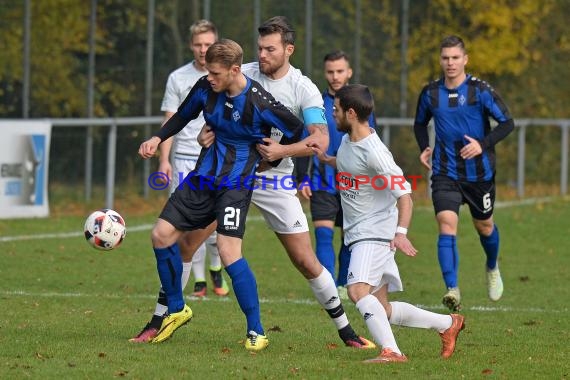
84, 209, 126, 250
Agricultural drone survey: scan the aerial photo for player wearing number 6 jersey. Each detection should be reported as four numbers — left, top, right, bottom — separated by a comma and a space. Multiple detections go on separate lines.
413, 35, 515, 311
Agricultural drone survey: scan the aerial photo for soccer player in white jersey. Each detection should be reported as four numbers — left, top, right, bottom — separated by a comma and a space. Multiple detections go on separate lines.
311, 84, 466, 362
170, 16, 375, 348
129, 20, 229, 343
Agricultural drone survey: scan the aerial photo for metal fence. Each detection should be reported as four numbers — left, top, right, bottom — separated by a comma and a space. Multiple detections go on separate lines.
45, 117, 570, 210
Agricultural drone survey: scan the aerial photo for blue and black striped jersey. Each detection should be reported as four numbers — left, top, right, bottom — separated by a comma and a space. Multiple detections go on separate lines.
156, 75, 304, 187
414, 75, 514, 182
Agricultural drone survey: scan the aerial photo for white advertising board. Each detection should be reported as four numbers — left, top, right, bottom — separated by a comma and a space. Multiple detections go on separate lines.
0, 120, 51, 218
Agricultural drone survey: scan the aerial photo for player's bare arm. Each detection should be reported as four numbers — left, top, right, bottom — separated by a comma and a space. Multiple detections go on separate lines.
391, 193, 417, 257
158, 111, 175, 180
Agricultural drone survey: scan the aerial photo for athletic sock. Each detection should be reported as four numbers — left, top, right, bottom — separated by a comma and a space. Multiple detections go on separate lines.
356, 294, 400, 354
308, 268, 349, 329
315, 227, 336, 280
152, 289, 168, 322
206, 236, 222, 269
153, 244, 185, 313
389, 301, 452, 333
191, 243, 207, 284
438, 234, 459, 288
149, 313, 165, 329
480, 224, 500, 270
225, 257, 264, 335
181, 261, 192, 290
337, 243, 351, 286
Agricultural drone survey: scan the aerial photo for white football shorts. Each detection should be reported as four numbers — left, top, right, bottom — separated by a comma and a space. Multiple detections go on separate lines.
346, 241, 403, 293
170, 155, 199, 194
251, 176, 309, 234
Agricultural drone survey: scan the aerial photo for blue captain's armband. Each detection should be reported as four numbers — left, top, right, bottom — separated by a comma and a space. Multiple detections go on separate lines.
302, 107, 326, 126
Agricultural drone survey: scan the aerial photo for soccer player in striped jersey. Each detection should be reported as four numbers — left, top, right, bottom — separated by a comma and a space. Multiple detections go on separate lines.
311, 84, 465, 362
138, 39, 306, 350
156, 20, 229, 300
413, 35, 515, 311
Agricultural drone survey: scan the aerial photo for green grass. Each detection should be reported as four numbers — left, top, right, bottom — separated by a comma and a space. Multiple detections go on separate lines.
1, 198, 569, 379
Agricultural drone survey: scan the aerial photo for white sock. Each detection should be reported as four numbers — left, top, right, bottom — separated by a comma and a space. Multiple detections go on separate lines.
206, 233, 222, 270
389, 301, 452, 333
181, 261, 192, 290
191, 243, 207, 282
153, 294, 168, 317
308, 268, 349, 329
356, 294, 401, 354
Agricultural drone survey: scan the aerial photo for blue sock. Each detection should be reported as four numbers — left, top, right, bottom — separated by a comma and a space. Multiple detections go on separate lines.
225, 258, 264, 335
438, 234, 459, 288
154, 244, 185, 313
480, 224, 500, 270
337, 243, 351, 286
315, 227, 335, 281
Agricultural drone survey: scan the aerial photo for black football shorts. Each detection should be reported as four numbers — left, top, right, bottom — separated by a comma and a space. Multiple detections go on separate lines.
431, 175, 495, 220
159, 175, 253, 238
310, 190, 343, 227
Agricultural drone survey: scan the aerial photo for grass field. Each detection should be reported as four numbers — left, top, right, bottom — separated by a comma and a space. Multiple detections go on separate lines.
1, 196, 569, 379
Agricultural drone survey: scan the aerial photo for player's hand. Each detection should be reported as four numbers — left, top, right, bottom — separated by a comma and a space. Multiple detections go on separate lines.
460, 135, 483, 160
256, 138, 287, 161
299, 182, 312, 199
198, 124, 215, 148
309, 143, 329, 162
391, 234, 418, 257
139, 136, 161, 159
157, 161, 173, 186
419, 147, 432, 171
256, 160, 272, 173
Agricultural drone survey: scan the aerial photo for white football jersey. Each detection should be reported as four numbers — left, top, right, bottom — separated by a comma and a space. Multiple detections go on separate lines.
336, 130, 412, 245
241, 62, 324, 177
160, 61, 207, 157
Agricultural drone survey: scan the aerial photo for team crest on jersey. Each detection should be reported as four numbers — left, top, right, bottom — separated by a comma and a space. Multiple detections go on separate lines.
459, 94, 466, 105
232, 110, 241, 122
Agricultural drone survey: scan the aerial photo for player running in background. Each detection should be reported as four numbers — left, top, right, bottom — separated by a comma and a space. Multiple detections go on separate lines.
413, 35, 514, 311
138, 39, 306, 351
298, 50, 376, 299
129, 20, 228, 345
312, 84, 465, 362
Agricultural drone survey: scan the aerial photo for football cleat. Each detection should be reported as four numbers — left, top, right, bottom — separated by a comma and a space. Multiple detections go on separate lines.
486, 266, 504, 301
442, 287, 462, 312
151, 304, 193, 343
192, 281, 207, 297
344, 335, 377, 349
128, 322, 159, 343
440, 313, 465, 359
210, 269, 230, 296
363, 348, 408, 363
244, 330, 269, 352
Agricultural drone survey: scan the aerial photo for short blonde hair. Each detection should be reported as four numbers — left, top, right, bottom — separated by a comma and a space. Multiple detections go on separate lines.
205, 39, 243, 68
189, 19, 218, 41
